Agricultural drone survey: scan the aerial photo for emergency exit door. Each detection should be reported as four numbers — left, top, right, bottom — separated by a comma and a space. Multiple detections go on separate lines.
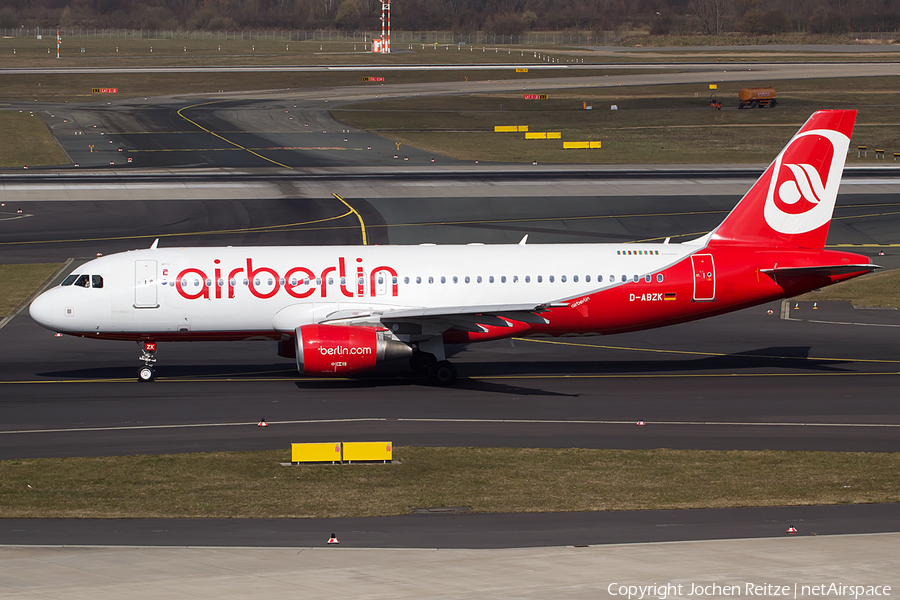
134, 260, 159, 308
691, 254, 716, 301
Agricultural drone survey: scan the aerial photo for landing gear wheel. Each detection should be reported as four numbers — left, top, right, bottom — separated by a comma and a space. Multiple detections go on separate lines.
428, 361, 457, 386
138, 366, 155, 382
409, 351, 437, 373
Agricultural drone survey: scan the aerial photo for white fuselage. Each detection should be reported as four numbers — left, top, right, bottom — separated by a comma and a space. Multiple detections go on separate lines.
30, 243, 694, 337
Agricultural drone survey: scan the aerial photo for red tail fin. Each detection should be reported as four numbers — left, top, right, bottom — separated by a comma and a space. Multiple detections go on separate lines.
711, 110, 856, 249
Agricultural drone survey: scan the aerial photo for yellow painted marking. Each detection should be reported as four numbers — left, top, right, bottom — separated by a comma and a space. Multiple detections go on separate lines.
332, 192, 367, 245
177, 101, 292, 169
516, 337, 900, 365
0, 212, 354, 247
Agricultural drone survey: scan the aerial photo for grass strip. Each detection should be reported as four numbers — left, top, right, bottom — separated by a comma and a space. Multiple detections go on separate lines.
1, 447, 898, 518
333, 77, 900, 164
797, 268, 900, 308
0, 113, 69, 168
0, 263, 63, 317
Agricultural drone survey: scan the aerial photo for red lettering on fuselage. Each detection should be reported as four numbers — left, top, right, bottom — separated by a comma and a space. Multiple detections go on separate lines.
175, 257, 397, 301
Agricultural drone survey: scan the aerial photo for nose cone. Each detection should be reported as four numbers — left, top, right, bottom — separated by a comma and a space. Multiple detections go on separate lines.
29, 292, 53, 330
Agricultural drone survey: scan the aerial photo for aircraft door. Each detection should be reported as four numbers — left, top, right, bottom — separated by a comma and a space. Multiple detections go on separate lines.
691, 254, 715, 301
135, 260, 159, 308
374, 270, 388, 296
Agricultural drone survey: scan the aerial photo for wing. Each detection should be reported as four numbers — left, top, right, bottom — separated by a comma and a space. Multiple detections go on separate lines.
318, 302, 556, 333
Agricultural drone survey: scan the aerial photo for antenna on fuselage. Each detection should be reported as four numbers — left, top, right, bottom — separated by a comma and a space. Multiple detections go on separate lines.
149, 238, 159, 250
663, 237, 670, 244
518, 235, 528, 245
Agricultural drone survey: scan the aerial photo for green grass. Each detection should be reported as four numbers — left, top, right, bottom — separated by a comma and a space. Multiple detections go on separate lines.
797, 269, 900, 308
0, 112, 70, 167
1, 447, 897, 518
0, 263, 63, 316
333, 77, 900, 163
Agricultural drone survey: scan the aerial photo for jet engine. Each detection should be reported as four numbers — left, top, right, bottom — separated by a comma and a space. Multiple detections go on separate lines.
294, 324, 412, 375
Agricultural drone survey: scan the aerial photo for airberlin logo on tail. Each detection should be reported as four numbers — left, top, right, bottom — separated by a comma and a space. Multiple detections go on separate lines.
763, 128, 850, 235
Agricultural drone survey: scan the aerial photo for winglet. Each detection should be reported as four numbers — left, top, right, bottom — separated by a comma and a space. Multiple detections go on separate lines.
149, 238, 159, 250
518, 235, 528, 245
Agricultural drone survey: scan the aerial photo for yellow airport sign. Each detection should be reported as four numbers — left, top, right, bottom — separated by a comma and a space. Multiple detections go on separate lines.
709, 84, 718, 90
516, 68, 528, 72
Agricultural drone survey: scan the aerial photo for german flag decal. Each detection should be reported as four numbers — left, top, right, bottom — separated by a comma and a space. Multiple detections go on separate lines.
664, 293, 677, 301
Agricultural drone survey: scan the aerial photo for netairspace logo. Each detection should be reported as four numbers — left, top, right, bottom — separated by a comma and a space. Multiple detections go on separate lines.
606, 583, 892, 600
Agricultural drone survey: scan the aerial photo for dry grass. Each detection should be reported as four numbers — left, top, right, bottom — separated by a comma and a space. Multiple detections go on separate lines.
1, 447, 898, 518
0, 263, 63, 316
797, 269, 900, 308
0, 112, 69, 167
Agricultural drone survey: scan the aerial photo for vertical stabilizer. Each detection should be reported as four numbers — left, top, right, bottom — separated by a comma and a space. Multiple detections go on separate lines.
711, 110, 856, 249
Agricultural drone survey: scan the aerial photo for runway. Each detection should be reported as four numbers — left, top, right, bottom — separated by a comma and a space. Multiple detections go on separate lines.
2, 180, 900, 459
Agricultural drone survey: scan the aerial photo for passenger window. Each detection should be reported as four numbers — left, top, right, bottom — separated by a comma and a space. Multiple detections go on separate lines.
428, 276, 434, 284
289, 278, 296, 286
537, 276, 543, 283
489, 276, 494, 283
657, 274, 664, 283
573, 275, 578, 283
549, 275, 554, 283
597, 275, 602, 282
561, 275, 567, 283
645, 275, 651, 283
74, 274, 90, 288
477, 276, 483, 283
440, 276, 446, 284
513, 275, 518, 283
315, 278, 322, 285
501, 276, 506, 283
327, 278, 333, 285
194, 279, 201, 287
232, 278, 239, 286
404, 277, 409, 284
377, 276, 383, 284
254, 278, 261, 286
416, 276, 422, 284
465, 276, 470, 283
206, 279, 212, 287
278, 278, 284, 286
452, 276, 458, 284
621, 275, 627, 282
525, 275, 531, 283
633, 275, 639, 283
243, 278, 249, 286
586, 275, 591, 283
91, 275, 104, 289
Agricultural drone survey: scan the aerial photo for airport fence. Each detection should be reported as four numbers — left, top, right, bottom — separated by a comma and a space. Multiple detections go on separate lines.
1, 28, 893, 46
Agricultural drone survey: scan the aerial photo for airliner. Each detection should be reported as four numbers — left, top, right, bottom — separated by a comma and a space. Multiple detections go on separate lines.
30, 110, 876, 385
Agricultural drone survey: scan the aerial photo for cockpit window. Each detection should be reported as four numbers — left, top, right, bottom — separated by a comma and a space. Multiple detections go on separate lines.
61, 274, 79, 286
92, 275, 104, 289
74, 274, 90, 288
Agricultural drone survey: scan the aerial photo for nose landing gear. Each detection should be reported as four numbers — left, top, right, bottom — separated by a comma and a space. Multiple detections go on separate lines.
138, 341, 157, 382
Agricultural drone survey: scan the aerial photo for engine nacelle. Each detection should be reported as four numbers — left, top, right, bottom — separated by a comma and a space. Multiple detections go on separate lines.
294, 324, 412, 376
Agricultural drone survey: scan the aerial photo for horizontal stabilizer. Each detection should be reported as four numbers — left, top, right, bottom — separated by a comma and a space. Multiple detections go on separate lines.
761, 264, 880, 277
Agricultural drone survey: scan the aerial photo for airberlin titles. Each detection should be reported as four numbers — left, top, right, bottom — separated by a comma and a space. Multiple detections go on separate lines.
173, 257, 398, 301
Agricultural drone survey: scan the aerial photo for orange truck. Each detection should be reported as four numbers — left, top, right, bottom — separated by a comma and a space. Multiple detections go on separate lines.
738, 87, 776, 109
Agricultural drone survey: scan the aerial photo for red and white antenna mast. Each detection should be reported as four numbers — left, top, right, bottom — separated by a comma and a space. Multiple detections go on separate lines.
372, 0, 391, 53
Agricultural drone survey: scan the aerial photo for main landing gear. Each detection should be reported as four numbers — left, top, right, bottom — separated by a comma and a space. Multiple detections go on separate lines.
409, 350, 457, 386
138, 341, 157, 382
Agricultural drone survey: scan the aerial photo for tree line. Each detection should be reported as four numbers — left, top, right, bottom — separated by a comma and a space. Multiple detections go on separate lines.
1, 0, 898, 38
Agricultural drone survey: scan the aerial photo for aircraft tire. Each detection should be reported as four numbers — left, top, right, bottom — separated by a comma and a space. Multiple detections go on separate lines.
138, 366, 155, 382
409, 351, 437, 373
428, 361, 457, 386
